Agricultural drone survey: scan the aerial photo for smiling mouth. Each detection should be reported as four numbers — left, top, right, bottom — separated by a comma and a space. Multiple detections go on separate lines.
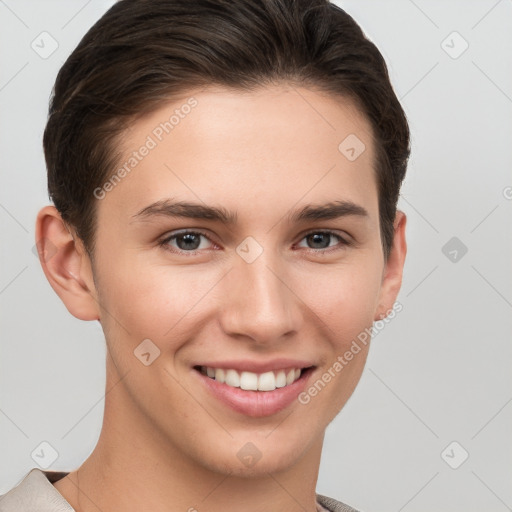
194, 365, 313, 392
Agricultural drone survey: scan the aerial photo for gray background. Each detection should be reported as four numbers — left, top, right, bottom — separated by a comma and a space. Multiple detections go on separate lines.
1, 1, 511, 511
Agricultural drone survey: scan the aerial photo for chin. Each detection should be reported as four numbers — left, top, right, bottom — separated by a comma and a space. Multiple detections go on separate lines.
193, 429, 317, 478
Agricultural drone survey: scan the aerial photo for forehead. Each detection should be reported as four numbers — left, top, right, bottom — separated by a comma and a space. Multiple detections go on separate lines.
96, 84, 378, 224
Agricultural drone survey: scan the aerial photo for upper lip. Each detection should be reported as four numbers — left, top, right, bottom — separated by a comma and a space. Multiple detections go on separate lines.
193, 359, 315, 374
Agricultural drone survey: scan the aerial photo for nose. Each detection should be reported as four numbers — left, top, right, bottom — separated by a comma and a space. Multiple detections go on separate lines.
218, 251, 303, 345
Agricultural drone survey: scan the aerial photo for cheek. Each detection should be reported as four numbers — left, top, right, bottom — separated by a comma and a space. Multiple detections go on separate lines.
296, 257, 382, 342
96, 253, 221, 344
298, 264, 379, 417
104, 276, 164, 331
95, 242, 383, 356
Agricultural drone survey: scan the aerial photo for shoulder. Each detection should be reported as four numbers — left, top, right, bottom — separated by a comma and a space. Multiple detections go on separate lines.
316, 493, 362, 512
0, 468, 74, 512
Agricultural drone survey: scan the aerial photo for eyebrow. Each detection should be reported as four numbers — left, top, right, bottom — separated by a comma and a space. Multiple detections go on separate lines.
130, 198, 368, 224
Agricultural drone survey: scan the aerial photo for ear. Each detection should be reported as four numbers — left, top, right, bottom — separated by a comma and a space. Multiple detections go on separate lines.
35, 205, 100, 321
374, 211, 407, 320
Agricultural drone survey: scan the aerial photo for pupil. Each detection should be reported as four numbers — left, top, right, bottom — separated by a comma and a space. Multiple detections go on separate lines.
175, 233, 331, 251
308, 233, 330, 249
177, 233, 200, 250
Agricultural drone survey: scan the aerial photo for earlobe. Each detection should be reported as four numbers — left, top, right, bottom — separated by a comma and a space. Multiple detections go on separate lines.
374, 211, 407, 320
35, 205, 100, 321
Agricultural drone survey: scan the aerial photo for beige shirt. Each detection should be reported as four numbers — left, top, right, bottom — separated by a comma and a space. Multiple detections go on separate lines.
0, 468, 360, 512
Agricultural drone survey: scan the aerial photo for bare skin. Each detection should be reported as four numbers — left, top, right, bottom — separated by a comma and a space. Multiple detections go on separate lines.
36, 84, 406, 512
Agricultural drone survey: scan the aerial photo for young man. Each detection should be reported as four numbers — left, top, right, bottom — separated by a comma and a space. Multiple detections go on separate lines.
0, 1, 409, 511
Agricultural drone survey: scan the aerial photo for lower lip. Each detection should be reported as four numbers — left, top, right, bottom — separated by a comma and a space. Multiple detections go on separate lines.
195, 368, 314, 417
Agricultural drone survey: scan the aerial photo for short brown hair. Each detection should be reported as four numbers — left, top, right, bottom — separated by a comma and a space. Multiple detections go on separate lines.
43, 0, 410, 260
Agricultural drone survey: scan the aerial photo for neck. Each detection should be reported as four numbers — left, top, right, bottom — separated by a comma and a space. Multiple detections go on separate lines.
54, 361, 324, 512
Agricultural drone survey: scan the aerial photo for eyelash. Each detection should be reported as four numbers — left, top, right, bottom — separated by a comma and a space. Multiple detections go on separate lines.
157, 229, 352, 256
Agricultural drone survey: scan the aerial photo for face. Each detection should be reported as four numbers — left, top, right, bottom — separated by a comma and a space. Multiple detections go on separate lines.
44, 84, 405, 476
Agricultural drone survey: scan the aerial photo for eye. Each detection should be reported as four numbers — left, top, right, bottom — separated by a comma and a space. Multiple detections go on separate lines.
158, 230, 215, 254
158, 229, 351, 256
296, 230, 350, 252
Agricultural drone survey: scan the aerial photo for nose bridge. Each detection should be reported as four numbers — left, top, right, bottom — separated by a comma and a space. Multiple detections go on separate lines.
219, 245, 301, 343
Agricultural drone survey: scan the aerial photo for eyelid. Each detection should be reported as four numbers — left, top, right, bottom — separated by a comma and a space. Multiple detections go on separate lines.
158, 228, 352, 255
295, 229, 352, 251
158, 229, 218, 255
298, 228, 350, 241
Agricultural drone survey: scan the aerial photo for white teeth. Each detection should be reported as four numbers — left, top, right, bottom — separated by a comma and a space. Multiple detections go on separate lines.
214, 368, 226, 384
275, 370, 287, 388
202, 366, 304, 391
225, 369, 240, 388
240, 371, 258, 390
258, 371, 276, 391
